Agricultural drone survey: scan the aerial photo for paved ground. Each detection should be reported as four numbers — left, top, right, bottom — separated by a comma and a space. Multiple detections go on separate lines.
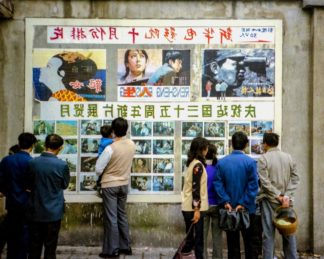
1, 246, 323, 259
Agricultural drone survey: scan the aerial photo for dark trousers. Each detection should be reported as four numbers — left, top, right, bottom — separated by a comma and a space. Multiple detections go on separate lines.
28, 220, 61, 259
6, 211, 29, 259
226, 214, 258, 259
182, 211, 205, 259
0, 214, 8, 252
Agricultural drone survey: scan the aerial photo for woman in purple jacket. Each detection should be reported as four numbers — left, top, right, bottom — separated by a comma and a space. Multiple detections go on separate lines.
203, 143, 223, 259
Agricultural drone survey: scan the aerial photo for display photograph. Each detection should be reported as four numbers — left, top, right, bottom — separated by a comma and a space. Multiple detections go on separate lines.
33, 120, 55, 136
153, 158, 174, 174
251, 121, 273, 137
182, 122, 203, 137
131, 121, 152, 137
228, 122, 250, 137
56, 120, 78, 136
81, 138, 99, 154
131, 176, 152, 192
153, 176, 174, 191
134, 140, 152, 155
153, 121, 175, 137
153, 140, 174, 155
80, 120, 102, 135
204, 122, 225, 137
131, 158, 151, 173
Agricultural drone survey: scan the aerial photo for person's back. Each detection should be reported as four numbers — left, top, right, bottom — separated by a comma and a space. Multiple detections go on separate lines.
216, 152, 257, 212
257, 133, 299, 259
98, 125, 114, 156
0, 132, 37, 259
27, 133, 70, 259
100, 138, 135, 188
95, 117, 135, 258
258, 147, 296, 203
28, 153, 69, 221
214, 132, 258, 259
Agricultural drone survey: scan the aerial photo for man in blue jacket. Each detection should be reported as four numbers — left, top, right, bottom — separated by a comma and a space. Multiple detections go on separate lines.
0, 132, 37, 259
27, 134, 70, 259
214, 131, 259, 259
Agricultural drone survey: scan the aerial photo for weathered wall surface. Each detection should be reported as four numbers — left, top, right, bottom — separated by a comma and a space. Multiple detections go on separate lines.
0, 0, 322, 253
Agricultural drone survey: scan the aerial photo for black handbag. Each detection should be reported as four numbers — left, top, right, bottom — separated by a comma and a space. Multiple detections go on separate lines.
173, 223, 196, 259
219, 208, 250, 231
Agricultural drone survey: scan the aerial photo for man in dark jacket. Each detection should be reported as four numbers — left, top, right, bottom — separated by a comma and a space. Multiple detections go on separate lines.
0, 133, 37, 259
27, 134, 70, 259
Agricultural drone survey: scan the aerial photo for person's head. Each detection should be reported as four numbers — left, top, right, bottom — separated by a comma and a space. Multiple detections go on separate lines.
122, 49, 148, 80
206, 143, 218, 166
45, 134, 64, 153
165, 51, 183, 73
100, 125, 113, 138
18, 132, 37, 150
111, 117, 128, 137
186, 137, 209, 167
8, 144, 20, 155
232, 131, 249, 151
262, 133, 279, 152
40, 52, 97, 92
137, 158, 145, 166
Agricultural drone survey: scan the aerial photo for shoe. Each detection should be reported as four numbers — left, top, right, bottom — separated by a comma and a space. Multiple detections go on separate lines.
99, 252, 119, 258
119, 248, 132, 255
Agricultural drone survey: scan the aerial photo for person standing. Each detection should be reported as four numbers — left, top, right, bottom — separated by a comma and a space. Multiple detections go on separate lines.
257, 133, 299, 259
27, 134, 70, 259
214, 132, 259, 259
0, 133, 37, 259
95, 117, 136, 258
203, 143, 223, 259
180, 137, 209, 259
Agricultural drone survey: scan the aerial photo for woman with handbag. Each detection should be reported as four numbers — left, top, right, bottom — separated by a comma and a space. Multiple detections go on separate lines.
179, 137, 209, 259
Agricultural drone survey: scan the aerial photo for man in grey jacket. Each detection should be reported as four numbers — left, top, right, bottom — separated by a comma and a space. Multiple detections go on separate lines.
257, 133, 300, 259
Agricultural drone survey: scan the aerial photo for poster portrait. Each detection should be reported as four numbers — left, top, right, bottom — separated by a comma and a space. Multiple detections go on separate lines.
33, 49, 106, 101
202, 49, 275, 98
117, 49, 161, 86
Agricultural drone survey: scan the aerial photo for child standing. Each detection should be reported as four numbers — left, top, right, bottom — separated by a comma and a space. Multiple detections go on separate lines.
96, 125, 114, 196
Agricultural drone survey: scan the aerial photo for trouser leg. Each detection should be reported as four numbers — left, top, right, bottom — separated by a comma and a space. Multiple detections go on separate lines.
210, 206, 223, 259
282, 234, 297, 259
182, 211, 195, 253
242, 214, 258, 259
194, 213, 205, 259
261, 200, 276, 259
43, 221, 61, 259
203, 210, 211, 259
117, 185, 131, 250
28, 222, 44, 259
226, 230, 240, 259
102, 187, 119, 255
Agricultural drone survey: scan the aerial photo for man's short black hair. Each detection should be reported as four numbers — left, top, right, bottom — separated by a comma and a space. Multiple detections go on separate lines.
164, 50, 183, 63
45, 134, 64, 150
18, 132, 37, 149
100, 125, 113, 138
232, 131, 249, 150
9, 144, 20, 155
111, 117, 128, 137
263, 133, 279, 147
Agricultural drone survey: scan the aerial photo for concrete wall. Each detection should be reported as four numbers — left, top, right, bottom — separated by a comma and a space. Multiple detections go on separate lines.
0, 0, 322, 253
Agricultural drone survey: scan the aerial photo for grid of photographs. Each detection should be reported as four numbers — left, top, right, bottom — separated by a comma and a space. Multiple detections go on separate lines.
181, 120, 273, 187
32, 118, 273, 195
130, 121, 175, 193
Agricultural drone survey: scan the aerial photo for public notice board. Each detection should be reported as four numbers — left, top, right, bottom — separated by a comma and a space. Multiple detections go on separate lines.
25, 19, 282, 202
